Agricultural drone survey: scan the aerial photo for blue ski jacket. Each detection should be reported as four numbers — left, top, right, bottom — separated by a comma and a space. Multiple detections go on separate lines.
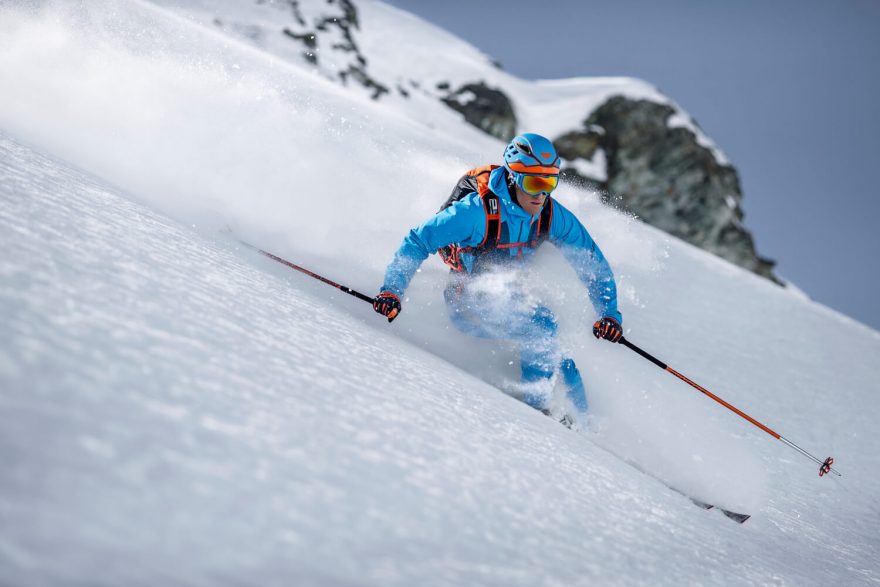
381, 166, 622, 324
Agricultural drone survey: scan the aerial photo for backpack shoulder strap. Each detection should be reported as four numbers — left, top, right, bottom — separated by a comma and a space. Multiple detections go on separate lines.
472, 164, 497, 196
478, 189, 501, 248
438, 164, 502, 271
439, 164, 499, 212
471, 165, 501, 247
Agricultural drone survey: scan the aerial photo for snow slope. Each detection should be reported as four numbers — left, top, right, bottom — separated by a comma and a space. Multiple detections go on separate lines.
2, 1, 879, 585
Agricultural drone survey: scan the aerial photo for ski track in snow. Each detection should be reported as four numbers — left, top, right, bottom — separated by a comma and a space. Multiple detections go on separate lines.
1, 0, 880, 585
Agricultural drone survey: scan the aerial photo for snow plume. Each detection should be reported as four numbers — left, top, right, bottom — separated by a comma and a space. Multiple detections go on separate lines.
0, 0, 484, 273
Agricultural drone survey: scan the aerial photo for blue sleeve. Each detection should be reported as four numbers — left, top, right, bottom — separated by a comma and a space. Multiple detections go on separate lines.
380, 195, 487, 296
549, 201, 623, 324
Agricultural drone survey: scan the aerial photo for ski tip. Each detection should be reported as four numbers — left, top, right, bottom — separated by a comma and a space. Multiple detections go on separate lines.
720, 509, 751, 524
689, 498, 714, 511
691, 499, 750, 524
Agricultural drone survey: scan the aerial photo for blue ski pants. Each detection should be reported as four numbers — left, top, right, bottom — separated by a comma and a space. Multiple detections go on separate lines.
444, 278, 587, 413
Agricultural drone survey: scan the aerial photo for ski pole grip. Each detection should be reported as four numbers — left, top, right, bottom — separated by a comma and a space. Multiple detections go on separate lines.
618, 337, 668, 370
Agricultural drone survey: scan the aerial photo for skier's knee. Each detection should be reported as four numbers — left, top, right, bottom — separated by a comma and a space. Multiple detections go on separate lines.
532, 305, 557, 336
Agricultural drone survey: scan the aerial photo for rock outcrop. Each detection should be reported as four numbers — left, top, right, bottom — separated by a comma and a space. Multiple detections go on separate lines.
213, 0, 388, 99
441, 91, 778, 282
441, 82, 518, 142
583, 97, 777, 281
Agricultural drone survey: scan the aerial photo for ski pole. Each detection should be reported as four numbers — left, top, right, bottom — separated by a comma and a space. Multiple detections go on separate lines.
237, 239, 374, 305
617, 337, 841, 478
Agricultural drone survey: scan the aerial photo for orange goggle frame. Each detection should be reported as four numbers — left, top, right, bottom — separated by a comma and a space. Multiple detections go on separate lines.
518, 173, 559, 196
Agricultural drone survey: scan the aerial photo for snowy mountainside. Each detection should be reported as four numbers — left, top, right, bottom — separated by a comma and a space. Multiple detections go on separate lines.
155, 0, 716, 164
151, 0, 779, 282
1, 1, 880, 585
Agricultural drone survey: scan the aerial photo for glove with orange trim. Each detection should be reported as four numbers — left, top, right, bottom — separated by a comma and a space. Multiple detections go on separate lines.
592, 316, 623, 343
373, 291, 401, 322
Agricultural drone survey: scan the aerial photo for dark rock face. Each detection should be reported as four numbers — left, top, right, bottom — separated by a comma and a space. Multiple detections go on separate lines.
555, 129, 601, 162
555, 128, 607, 192
275, 0, 388, 99
282, 28, 318, 64
441, 83, 517, 141
583, 97, 777, 282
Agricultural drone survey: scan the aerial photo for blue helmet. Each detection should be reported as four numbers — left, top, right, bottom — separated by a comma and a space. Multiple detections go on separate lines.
503, 133, 560, 176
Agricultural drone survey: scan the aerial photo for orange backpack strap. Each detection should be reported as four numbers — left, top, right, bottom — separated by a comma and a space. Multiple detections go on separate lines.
470, 165, 496, 193
439, 164, 498, 212
471, 166, 501, 248
439, 165, 502, 271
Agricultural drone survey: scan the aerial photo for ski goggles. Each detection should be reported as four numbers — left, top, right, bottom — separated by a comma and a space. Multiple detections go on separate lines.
515, 172, 559, 196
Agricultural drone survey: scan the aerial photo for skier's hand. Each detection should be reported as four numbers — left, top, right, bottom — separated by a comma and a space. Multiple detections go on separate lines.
373, 291, 401, 322
593, 316, 623, 343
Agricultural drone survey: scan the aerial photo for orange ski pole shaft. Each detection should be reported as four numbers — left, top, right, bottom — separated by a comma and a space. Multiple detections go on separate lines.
618, 337, 841, 477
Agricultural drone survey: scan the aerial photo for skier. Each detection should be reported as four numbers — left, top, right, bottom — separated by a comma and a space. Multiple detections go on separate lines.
373, 133, 623, 425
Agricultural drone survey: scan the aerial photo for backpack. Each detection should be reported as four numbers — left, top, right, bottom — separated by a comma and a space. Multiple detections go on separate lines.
437, 165, 554, 272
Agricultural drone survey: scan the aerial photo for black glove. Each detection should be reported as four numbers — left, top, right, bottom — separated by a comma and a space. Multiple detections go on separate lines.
373, 291, 401, 322
593, 316, 623, 343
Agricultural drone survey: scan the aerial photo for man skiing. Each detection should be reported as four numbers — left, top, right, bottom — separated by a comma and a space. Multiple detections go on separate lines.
373, 133, 623, 425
